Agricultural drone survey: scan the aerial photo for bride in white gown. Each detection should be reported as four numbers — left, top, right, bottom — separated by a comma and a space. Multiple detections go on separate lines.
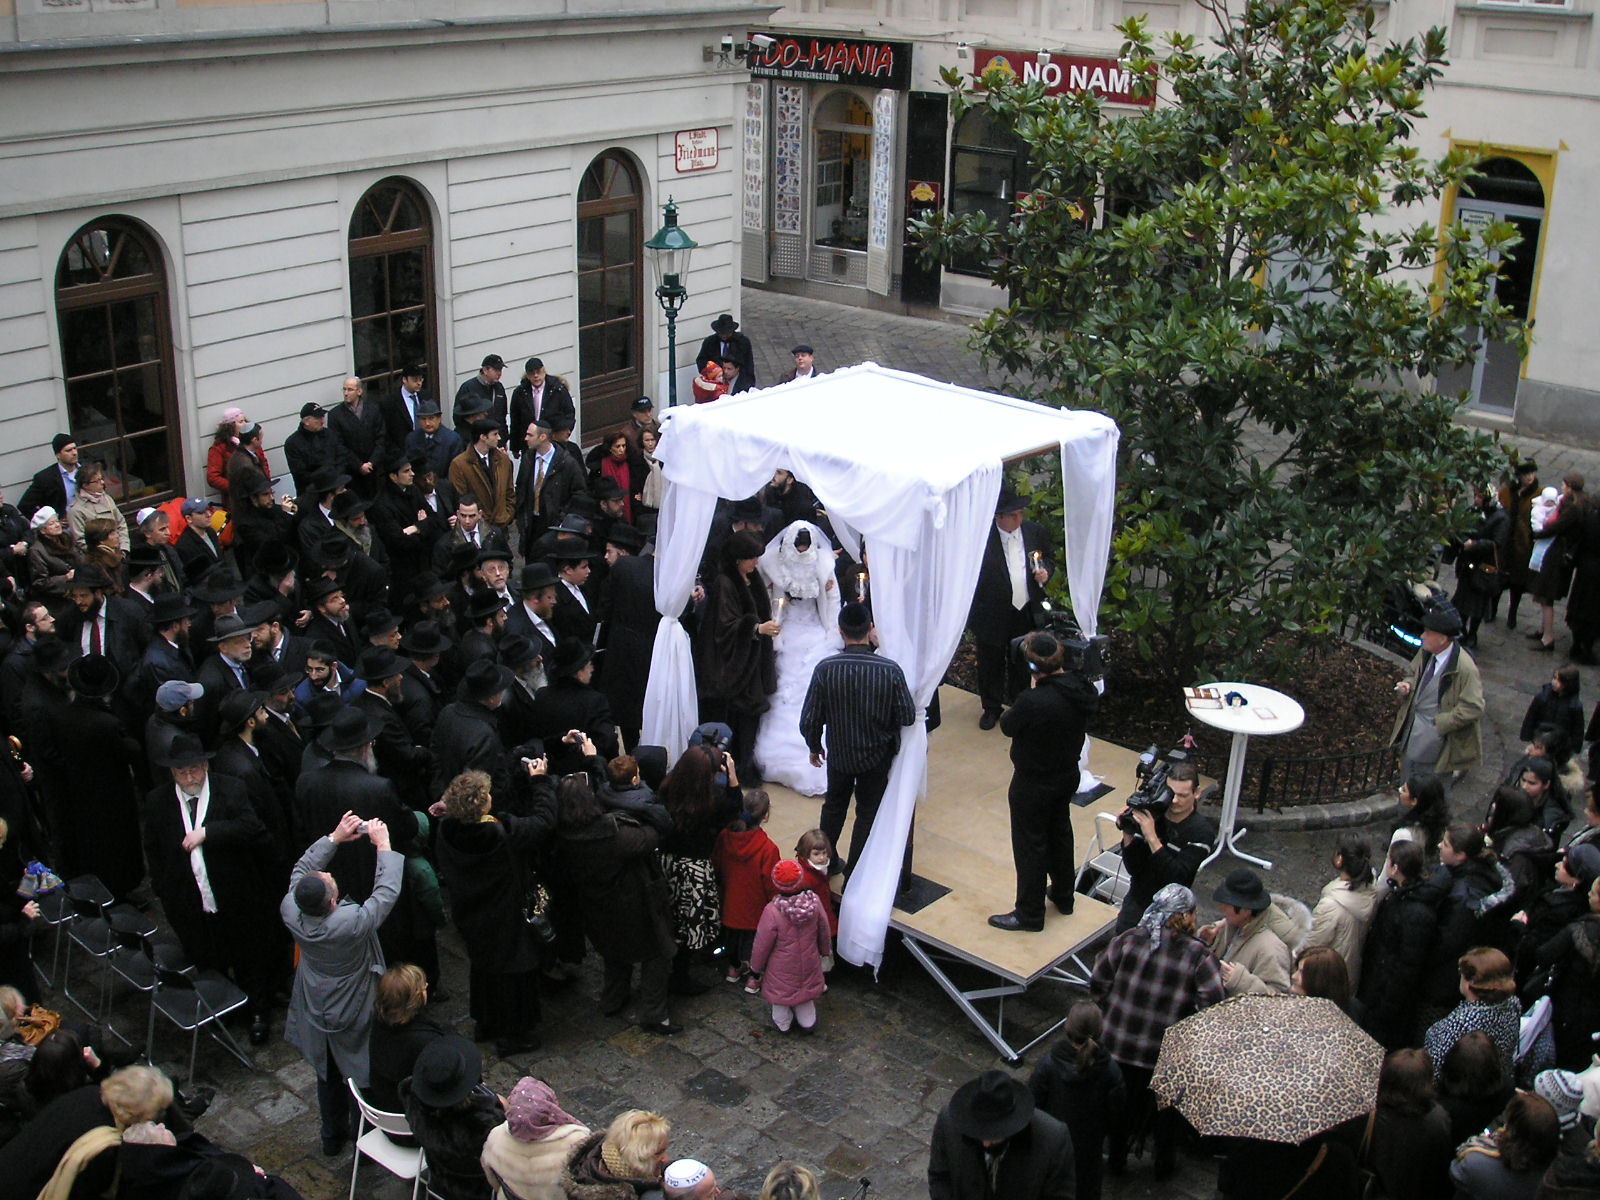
754, 520, 841, 795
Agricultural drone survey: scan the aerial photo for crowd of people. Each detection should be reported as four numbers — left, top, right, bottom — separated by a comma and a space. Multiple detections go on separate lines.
0, 355, 1596, 1200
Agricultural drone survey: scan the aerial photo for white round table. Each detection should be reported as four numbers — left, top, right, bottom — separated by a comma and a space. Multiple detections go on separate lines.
1183, 682, 1305, 870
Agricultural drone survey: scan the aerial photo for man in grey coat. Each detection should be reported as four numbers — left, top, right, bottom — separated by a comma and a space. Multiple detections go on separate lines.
282, 811, 399, 1156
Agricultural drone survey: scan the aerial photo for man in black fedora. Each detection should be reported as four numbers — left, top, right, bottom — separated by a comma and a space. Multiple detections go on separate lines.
495, 633, 544, 748
188, 564, 248, 650
352, 646, 434, 810
121, 545, 168, 627
506, 561, 561, 662
405, 399, 464, 482
195, 612, 256, 742
304, 577, 359, 667
547, 540, 599, 646
249, 659, 307, 800
398, 620, 451, 742
134, 591, 197, 711
929, 1070, 1074, 1200
454, 589, 509, 677
598, 523, 654, 748
1390, 600, 1484, 788
63, 561, 141, 680
431, 659, 515, 805
211, 689, 295, 882
144, 732, 280, 1047
529, 638, 618, 774
378, 362, 429, 451
62, 653, 145, 900
968, 486, 1054, 730
695, 313, 756, 387
244, 597, 310, 680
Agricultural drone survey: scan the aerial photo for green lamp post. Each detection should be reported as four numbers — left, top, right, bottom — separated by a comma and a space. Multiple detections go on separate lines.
644, 197, 698, 408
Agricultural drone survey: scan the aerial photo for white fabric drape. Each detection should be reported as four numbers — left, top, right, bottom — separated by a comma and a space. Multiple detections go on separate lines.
835, 463, 1001, 967
639, 480, 720, 754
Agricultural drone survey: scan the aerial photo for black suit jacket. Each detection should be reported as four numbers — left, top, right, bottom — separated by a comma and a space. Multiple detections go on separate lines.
504, 601, 558, 665
252, 632, 310, 681
550, 581, 597, 646
19, 462, 73, 519
211, 736, 295, 870
528, 679, 618, 774
327, 401, 389, 489
968, 519, 1055, 645
133, 636, 194, 714
509, 376, 577, 444
430, 698, 512, 806
61, 604, 143, 682
353, 689, 434, 810
292, 758, 417, 900
695, 331, 757, 385
254, 710, 305, 797
195, 653, 250, 742
378, 388, 425, 452
176, 524, 226, 585
304, 613, 359, 667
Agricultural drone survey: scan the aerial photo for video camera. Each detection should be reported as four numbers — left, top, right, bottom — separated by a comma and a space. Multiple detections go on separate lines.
1009, 600, 1109, 682
1116, 744, 1193, 834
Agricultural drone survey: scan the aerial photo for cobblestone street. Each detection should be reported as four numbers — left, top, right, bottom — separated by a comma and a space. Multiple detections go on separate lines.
159, 286, 1600, 1200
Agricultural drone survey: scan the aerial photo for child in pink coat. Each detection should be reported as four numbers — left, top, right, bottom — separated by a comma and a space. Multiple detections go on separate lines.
749, 859, 831, 1034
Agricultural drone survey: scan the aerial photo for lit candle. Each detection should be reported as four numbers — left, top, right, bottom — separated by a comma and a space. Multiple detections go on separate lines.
856, 571, 867, 602
1030, 550, 1042, 571
773, 597, 787, 625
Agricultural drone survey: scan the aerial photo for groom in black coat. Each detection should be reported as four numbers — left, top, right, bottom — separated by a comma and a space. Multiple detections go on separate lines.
967, 487, 1054, 729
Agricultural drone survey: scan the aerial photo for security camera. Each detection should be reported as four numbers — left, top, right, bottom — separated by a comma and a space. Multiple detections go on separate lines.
956, 41, 969, 60
1037, 48, 1051, 67
749, 33, 776, 48
720, 34, 734, 54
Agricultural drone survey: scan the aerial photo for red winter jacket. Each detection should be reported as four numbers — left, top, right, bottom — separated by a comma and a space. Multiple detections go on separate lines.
712, 827, 780, 931
800, 860, 838, 936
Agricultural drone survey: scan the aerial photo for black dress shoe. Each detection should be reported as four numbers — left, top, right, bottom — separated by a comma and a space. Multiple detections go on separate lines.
639, 1020, 682, 1035
1535, 640, 1556, 653
320, 1136, 347, 1157
1049, 894, 1075, 916
495, 1035, 541, 1057
177, 1086, 215, 1119
987, 912, 1044, 932
249, 1016, 269, 1046
978, 711, 999, 730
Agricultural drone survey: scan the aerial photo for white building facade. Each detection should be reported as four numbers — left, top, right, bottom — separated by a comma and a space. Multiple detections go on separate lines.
0, 0, 769, 505
742, 0, 1600, 441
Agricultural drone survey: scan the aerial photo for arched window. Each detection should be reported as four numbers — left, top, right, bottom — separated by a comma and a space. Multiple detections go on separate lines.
814, 90, 873, 252
577, 151, 643, 436
349, 178, 437, 397
55, 218, 181, 505
948, 108, 1033, 276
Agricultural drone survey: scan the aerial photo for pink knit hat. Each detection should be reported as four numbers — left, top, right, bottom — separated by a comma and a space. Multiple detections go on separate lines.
772, 859, 805, 894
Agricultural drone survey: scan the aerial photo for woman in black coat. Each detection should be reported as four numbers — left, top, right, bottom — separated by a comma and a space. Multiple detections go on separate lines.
433, 765, 556, 1058
1452, 487, 1509, 648
1533, 878, 1600, 1070
1358, 840, 1444, 1050
58, 655, 145, 900
1511, 845, 1600, 986
1028, 1003, 1124, 1200
693, 531, 777, 782
1522, 666, 1584, 749
1418, 825, 1513, 1029
657, 742, 743, 990
552, 773, 678, 1034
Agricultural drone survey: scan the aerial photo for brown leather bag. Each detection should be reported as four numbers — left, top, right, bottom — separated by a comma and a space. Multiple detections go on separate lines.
14, 1004, 62, 1046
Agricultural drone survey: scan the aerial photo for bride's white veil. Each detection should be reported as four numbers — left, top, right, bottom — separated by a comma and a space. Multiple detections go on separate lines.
758, 519, 841, 630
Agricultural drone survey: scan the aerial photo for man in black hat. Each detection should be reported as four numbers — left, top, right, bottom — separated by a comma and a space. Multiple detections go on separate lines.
695, 314, 757, 387
284, 403, 338, 495
779, 344, 818, 385
352, 646, 434, 810
968, 487, 1054, 730
62, 561, 142, 679
431, 659, 515, 804
456, 588, 509, 677
295, 466, 352, 555
547, 541, 599, 646
304, 578, 359, 666
1390, 601, 1484, 785
406, 570, 456, 637
517, 418, 588, 555
398, 620, 451, 742
211, 689, 295, 884
379, 363, 428, 450
330, 491, 387, 576
245, 598, 310, 680
928, 1070, 1074, 1200
229, 470, 296, 580
404, 399, 465, 482
195, 613, 255, 741
762, 468, 824, 530
250, 660, 307, 797
496, 633, 544, 747
597, 523, 655, 748
145, 733, 280, 1047
122, 545, 168, 624
370, 453, 446, 588
529, 638, 618, 774
508, 357, 576, 458
1204, 868, 1294, 996
506, 561, 561, 660
134, 592, 197, 710
19, 433, 79, 519
453, 354, 509, 442
61, 654, 146, 900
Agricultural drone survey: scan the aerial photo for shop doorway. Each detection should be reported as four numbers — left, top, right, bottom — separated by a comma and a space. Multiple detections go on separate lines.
1436, 157, 1545, 413
576, 151, 644, 439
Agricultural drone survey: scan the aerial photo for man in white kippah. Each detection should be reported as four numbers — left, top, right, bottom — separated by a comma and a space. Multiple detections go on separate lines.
662, 1158, 720, 1199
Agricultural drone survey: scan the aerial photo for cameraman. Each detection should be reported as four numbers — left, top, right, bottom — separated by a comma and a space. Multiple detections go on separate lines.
988, 631, 1099, 933
1114, 762, 1217, 932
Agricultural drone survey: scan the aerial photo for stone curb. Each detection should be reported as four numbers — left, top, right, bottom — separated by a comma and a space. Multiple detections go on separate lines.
1217, 790, 1396, 833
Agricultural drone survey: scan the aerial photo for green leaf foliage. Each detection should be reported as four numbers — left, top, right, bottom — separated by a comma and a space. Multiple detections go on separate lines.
913, 0, 1524, 684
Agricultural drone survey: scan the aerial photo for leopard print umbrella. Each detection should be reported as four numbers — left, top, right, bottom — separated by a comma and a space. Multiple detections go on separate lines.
1150, 994, 1383, 1143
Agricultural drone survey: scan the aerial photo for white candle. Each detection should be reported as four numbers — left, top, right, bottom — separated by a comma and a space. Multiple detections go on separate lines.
856, 571, 867, 602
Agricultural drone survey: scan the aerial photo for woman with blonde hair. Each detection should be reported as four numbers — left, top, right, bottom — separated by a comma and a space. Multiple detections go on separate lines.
560, 1108, 671, 1199
365, 962, 446, 1134
760, 1162, 821, 1200
22, 1065, 173, 1200
66, 461, 128, 555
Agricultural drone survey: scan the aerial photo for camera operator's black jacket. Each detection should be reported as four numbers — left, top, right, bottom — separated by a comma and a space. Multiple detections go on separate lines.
1120, 808, 1218, 922
1000, 670, 1098, 784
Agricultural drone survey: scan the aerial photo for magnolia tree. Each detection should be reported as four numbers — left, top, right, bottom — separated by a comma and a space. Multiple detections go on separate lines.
915, 0, 1523, 683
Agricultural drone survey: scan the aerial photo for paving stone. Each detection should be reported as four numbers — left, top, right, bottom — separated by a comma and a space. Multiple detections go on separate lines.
682, 1065, 752, 1107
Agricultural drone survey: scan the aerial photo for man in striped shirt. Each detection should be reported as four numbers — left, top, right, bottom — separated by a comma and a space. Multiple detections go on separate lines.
800, 602, 916, 878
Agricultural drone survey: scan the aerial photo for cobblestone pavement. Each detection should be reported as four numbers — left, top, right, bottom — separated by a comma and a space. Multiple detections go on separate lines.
106, 287, 1600, 1200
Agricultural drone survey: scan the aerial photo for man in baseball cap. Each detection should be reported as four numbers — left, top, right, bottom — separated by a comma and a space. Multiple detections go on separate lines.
453, 353, 508, 441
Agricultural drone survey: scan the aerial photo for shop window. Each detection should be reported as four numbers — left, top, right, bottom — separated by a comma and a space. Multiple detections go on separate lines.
814, 91, 873, 252
577, 150, 643, 437
54, 218, 181, 506
947, 108, 1032, 275
349, 177, 438, 397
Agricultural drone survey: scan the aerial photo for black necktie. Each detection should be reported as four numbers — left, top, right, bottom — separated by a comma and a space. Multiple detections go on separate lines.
185, 795, 199, 826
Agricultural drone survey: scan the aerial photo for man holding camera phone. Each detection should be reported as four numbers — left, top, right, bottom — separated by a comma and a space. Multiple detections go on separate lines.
1114, 761, 1216, 931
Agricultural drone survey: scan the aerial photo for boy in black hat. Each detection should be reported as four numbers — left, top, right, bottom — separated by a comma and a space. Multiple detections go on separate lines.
968, 487, 1054, 729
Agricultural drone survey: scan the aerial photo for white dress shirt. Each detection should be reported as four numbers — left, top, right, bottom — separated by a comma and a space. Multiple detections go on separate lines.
1000, 525, 1028, 610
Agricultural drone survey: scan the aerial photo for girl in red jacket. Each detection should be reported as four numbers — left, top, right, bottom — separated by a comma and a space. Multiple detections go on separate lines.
712, 788, 779, 993
794, 829, 839, 951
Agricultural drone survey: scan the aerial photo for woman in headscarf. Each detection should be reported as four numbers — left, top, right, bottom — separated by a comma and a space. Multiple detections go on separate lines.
1089, 883, 1226, 1180
694, 529, 778, 783
480, 1076, 589, 1200
753, 521, 841, 795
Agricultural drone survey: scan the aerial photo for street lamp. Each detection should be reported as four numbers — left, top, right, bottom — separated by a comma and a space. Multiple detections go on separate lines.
644, 196, 698, 408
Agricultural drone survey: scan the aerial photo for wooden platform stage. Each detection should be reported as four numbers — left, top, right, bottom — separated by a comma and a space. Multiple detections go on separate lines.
763, 684, 1144, 1061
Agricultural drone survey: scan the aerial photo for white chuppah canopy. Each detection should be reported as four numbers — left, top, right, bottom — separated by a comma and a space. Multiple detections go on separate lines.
642, 364, 1120, 968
